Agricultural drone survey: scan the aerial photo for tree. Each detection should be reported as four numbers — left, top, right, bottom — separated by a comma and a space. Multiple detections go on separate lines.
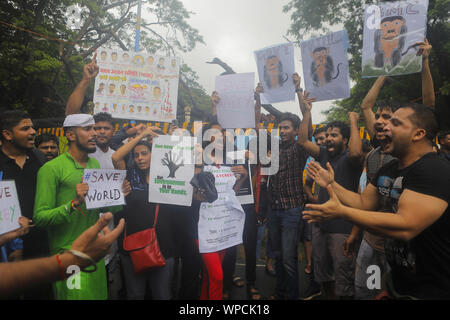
0, 0, 211, 122
161, 150, 183, 178
283, 0, 450, 129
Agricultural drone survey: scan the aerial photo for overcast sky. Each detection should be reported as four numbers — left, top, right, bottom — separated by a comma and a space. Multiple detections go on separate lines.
177, 0, 337, 124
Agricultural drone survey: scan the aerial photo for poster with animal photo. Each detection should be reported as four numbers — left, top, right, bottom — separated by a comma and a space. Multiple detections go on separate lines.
148, 135, 196, 207
361, 0, 429, 78
300, 30, 351, 102
93, 48, 180, 122
254, 42, 296, 104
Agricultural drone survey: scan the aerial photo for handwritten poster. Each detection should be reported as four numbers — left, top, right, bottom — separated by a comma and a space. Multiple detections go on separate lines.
215, 73, 255, 129
300, 30, 351, 102
0, 181, 22, 235
93, 48, 180, 122
254, 42, 296, 104
198, 165, 245, 253
83, 169, 127, 210
362, 0, 429, 77
149, 135, 196, 207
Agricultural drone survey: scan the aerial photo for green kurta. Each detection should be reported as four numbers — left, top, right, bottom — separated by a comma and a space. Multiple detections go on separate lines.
34, 152, 120, 300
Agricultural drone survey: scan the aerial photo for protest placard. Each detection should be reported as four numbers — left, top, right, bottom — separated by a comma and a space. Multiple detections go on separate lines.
215, 73, 255, 129
149, 135, 196, 207
361, 0, 429, 77
198, 165, 245, 253
254, 42, 296, 104
0, 180, 22, 235
300, 30, 351, 102
83, 169, 126, 210
93, 48, 180, 122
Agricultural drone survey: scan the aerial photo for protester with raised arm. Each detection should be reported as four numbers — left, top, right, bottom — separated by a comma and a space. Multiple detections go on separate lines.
298, 93, 364, 300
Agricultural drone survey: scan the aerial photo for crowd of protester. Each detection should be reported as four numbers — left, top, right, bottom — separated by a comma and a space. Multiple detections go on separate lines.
0, 39, 449, 301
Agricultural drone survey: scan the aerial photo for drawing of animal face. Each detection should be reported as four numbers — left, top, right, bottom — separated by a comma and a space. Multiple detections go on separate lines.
263, 55, 288, 89
380, 18, 405, 40
311, 48, 329, 67
265, 56, 279, 74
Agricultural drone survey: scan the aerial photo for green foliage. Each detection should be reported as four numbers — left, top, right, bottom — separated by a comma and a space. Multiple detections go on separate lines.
0, 0, 210, 122
284, 0, 450, 129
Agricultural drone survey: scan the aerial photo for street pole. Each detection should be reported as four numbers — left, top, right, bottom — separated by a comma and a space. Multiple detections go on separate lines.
134, 0, 142, 52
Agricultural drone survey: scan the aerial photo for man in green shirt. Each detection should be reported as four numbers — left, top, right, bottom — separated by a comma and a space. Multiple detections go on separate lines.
34, 114, 123, 300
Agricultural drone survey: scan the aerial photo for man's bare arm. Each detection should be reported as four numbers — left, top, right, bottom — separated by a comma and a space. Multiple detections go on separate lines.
297, 92, 320, 159
347, 112, 364, 166
65, 53, 99, 115
360, 76, 386, 139
417, 39, 435, 108
305, 187, 448, 241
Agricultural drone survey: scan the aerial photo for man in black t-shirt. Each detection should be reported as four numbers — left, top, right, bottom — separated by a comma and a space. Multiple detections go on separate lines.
0, 110, 52, 299
305, 104, 450, 299
299, 99, 364, 299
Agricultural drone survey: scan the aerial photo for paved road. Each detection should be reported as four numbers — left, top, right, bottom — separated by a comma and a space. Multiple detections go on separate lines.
227, 243, 317, 300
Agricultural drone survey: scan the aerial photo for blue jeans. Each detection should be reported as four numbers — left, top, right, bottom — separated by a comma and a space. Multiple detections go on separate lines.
268, 207, 302, 300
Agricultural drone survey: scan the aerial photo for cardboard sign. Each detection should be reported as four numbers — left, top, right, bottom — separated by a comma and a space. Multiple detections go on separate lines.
254, 42, 296, 104
198, 165, 245, 253
149, 135, 196, 207
215, 73, 255, 129
0, 180, 22, 235
83, 169, 126, 209
361, 0, 429, 77
93, 48, 180, 122
300, 30, 351, 102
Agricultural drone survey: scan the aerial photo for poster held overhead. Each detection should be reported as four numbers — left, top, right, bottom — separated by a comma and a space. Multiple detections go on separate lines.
361, 0, 429, 78
0, 180, 22, 235
149, 135, 196, 207
300, 30, 351, 102
254, 42, 296, 104
215, 73, 255, 129
93, 48, 180, 122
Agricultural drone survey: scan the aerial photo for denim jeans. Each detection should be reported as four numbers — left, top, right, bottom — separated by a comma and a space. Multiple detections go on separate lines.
268, 207, 302, 300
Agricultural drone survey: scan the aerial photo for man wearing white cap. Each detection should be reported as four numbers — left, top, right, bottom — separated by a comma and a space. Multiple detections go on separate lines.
33, 114, 126, 300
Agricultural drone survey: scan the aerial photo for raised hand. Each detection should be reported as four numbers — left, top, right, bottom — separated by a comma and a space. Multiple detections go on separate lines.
306, 161, 335, 188
415, 38, 432, 60
211, 91, 220, 105
83, 52, 99, 81
301, 91, 316, 112
348, 111, 360, 123
293, 73, 302, 90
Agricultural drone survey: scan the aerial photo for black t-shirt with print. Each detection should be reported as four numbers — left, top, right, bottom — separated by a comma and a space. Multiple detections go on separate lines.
372, 152, 450, 299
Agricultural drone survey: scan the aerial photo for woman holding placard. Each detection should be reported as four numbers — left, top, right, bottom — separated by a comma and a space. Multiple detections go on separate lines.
112, 126, 176, 300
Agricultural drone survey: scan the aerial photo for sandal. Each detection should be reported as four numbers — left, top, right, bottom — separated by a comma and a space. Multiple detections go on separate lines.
232, 275, 244, 288
304, 264, 312, 275
265, 263, 276, 277
247, 286, 262, 300
223, 290, 230, 300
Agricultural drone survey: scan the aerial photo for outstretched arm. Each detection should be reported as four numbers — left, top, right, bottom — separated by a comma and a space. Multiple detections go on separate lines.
65, 53, 99, 115
305, 186, 448, 241
0, 213, 124, 298
360, 76, 386, 139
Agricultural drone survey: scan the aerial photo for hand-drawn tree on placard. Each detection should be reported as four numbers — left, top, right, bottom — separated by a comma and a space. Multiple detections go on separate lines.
161, 151, 183, 178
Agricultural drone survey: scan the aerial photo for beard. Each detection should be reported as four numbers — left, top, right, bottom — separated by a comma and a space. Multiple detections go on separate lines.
327, 142, 344, 158
75, 137, 96, 153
